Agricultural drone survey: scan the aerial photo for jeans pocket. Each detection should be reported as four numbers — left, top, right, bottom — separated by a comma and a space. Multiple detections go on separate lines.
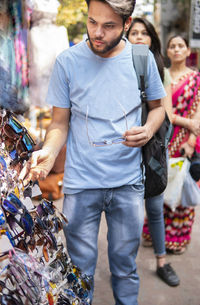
130, 183, 145, 193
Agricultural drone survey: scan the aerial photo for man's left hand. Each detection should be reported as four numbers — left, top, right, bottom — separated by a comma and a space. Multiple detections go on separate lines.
123, 125, 153, 147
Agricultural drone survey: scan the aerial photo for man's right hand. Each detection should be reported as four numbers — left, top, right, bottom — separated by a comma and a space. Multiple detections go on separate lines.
19, 148, 57, 186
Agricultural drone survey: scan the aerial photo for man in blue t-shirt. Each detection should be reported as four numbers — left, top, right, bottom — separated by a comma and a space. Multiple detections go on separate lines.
21, 0, 166, 304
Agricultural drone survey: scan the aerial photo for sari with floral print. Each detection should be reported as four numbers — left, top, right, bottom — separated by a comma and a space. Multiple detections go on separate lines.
168, 71, 200, 157
143, 70, 200, 252
164, 70, 200, 252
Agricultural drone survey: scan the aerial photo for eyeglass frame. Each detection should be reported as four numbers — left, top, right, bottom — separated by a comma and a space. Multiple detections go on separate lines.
85, 101, 128, 147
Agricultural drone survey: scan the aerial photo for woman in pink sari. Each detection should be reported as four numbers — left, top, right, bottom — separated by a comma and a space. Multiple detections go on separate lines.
164, 35, 200, 254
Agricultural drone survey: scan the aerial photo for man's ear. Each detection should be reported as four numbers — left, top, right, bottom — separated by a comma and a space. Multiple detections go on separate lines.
124, 16, 132, 32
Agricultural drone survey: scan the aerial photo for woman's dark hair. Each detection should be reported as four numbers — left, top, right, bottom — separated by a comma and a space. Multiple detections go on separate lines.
126, 17, 164, 82
167, 34, 189, 49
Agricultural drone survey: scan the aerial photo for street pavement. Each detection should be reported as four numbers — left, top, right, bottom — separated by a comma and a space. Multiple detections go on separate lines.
55, 198, 200, 305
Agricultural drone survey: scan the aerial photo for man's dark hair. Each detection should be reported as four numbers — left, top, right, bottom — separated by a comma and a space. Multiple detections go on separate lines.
85, 0, 136, 23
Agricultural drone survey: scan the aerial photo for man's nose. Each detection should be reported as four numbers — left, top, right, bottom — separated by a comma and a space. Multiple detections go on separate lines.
95, 26, 104, 37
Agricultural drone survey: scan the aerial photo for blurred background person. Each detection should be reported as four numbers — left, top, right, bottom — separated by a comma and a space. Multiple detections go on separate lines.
126, 17, 180, 287
164, 35, 200, 255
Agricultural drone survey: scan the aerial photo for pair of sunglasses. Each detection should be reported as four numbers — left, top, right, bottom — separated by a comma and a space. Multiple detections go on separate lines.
37, 215, 63, 234
50, 253, 70, 276
35, 216, 57, 249
2, 115, 35, 161
2, 193, 34, 235
37, 199, 68, 224
16, 236, 36, 253
37, 199, 55, 216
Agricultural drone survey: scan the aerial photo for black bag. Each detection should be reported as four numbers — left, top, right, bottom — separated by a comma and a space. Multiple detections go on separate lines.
132, 44, 173, 198
189, 152, 200, 181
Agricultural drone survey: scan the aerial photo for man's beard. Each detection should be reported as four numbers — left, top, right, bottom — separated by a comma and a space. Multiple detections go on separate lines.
87, 28, 124, 55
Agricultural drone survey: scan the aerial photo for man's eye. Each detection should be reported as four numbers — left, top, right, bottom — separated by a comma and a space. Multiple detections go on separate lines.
89, 19, 96, 25
104, 24, 114, 29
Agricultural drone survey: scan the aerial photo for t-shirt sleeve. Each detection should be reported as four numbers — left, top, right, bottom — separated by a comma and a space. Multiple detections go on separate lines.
146, 50, 166, 101
46, 56, 71, 108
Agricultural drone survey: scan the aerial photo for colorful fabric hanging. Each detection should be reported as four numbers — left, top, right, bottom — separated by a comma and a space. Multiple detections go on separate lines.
0, 0, 29, 114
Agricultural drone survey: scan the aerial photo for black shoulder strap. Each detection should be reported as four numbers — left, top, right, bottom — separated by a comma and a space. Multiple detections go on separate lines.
131, 44, 149, 103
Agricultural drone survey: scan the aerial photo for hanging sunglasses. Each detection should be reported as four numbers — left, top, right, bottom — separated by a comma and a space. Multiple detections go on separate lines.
37, 199, 68, 224
38, 215, 63, 233
35, 216, 57, 250
8, 133, 35, 162
52, 216, 63, 233
2, 115, 35, 159
16, 236, 36, 253
2, 193, 34, 235
3, 116, 24, 138
37, 199, 55, 216
7, 212, 34, 236
15, 133, 35, 156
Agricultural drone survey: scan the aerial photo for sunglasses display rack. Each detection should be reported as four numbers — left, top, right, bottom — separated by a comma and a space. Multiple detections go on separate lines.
0, 109, 91, 305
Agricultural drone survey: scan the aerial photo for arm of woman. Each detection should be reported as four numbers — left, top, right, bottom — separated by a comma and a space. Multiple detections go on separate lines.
179, 103, 200, 158
162, 84, 173, 122
172, 101, 200, 136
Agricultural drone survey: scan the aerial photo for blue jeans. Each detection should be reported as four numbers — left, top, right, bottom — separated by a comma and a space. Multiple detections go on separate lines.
145, 193, 166, 256
62, 184, 144, 305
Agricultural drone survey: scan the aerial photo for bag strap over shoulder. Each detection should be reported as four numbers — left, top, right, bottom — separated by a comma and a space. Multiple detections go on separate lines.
131, 44, 149, 103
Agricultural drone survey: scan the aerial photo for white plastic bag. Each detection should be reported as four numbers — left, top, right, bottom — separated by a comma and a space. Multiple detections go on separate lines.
164, 157, 190, 211
181, 172, 200, 207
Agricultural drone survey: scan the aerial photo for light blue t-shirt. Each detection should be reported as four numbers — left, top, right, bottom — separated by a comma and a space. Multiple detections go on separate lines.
46, 39, 166, 193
